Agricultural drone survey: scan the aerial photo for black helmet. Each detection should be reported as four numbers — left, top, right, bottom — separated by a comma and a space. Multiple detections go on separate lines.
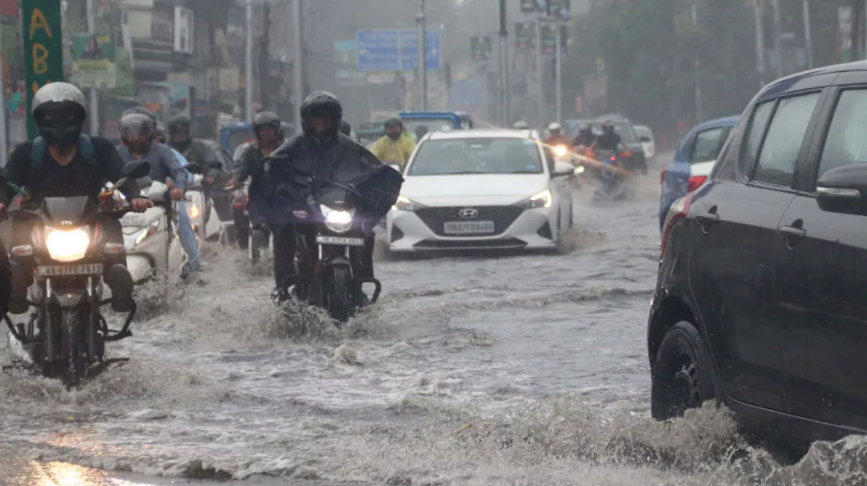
167, 115, 193, 152
120, 113, 155, 153
32, 82, 88, 150
154, 122, 167, 144
252, 111, 283, 142
339, 119, 352, 137
384, 117, 402, 131
300, 91, 343, 137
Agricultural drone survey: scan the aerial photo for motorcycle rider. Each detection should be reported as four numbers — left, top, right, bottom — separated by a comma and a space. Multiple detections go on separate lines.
369, 117, 416, 171
233, 111, 285, 252
572, 123, 596, 148
0, 83, 152, 314
544, 122, 571, 147
115, 113, 202, 283
592, 121, 631, 154
249, 92, 397, 304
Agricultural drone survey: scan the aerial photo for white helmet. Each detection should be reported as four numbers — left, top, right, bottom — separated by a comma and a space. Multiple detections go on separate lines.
548, 122, 562, 132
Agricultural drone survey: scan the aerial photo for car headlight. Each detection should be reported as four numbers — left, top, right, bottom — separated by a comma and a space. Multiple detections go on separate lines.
553, 145, 568, 157
321, 205, 354, 233
45, 228, 90, 262
526, 189, 553, 209
392, 195, 422, 212
135, 220, 160, 245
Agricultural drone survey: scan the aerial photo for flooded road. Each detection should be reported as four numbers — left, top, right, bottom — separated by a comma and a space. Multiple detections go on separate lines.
1, 174, 863, 486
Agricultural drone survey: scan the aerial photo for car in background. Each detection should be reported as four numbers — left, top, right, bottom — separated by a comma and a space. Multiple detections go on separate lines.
387, 130, 575, 253
658, 116, 738, 230
634, 125, 656, 164
650, 61, 867, 443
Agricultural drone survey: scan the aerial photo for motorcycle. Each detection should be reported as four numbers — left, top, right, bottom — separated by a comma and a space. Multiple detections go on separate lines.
227, 181, 272, 265
283, 181, 380, 324
2, 161, 151, 387
121, 179, 187, 284
594, 149, 630, 200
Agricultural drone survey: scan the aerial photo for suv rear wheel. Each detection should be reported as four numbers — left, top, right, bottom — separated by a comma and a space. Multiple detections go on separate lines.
651, 322, 716, 420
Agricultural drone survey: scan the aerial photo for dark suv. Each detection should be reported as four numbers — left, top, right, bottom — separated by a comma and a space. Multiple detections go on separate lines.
650, 61, 867, 443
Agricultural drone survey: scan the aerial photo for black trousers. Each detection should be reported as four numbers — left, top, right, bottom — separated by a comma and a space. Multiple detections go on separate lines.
271, 224, 375, 289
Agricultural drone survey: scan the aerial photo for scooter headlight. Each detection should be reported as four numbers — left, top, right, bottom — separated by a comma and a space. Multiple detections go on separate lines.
321, 205, 354, 233
135, 220, 160, 245
45, 228, 91, 262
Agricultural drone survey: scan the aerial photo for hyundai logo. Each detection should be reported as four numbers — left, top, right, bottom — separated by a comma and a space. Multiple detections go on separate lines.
458, 208, 479, 219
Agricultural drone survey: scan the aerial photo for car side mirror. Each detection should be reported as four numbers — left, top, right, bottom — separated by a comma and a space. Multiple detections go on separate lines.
816, 163, 867, 216
553, 161, 574, 178
640, 136, 651, 143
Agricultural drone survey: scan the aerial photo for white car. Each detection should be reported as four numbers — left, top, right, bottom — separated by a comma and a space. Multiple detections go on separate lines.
387, 130, 575, 252
635, 125, 656, 163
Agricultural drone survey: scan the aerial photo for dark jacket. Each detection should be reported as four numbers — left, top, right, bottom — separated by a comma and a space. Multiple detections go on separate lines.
117, 142, 188, 190
181, 139, 230, 189
233, 141, 264, 186
249, 92, 403, 226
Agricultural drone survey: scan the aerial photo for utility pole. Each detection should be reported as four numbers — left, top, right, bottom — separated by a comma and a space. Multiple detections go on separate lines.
260, 2, 271, 110
417, 0, 428, 110
753, 0, 766, 87
0, 17, 6, 165
499, 0, 510, 126
534, 16, 545, 125
245, 0, 254, 122
802, 0, 813, 68
692, 4, 702, 122
292, 0, 304, 131
86, 0, 99, 135
771, 0, 784, 78
555, 24, 562, 125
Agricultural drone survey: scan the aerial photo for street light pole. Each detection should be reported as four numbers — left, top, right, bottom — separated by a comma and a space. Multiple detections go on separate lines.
555, 24, 562, 124
771, 0, 784, 78
86, 0, 99, 135
753, 0, 766, 87
292, 0, 304, 131
803, 0, 813, 69
534, 16, 545, 126
417, 0, 427, 111
692, 4, 702, 122
0, 17, 7, 165
499, 0, 510, 126
245, 0, 254, 122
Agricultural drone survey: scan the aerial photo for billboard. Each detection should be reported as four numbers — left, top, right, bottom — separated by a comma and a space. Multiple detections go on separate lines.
70, 33, 117, 89
471, 36, 493, 62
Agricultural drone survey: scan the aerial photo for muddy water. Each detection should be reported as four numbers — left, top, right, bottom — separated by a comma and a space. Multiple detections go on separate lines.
0, 174, 864, 486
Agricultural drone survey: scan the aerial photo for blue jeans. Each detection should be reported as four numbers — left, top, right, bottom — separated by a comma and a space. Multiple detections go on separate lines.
177, 201, 201, 271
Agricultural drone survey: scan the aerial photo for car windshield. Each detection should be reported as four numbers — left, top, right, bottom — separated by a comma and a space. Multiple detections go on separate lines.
591, 123, 639, 143
408, 138, 543, 176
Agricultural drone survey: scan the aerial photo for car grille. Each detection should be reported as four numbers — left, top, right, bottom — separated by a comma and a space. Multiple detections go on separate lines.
414, 206, 524, 236
413, 238, 527, 250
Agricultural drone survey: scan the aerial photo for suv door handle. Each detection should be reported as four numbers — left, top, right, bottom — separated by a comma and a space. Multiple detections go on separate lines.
778, 224, 806, 249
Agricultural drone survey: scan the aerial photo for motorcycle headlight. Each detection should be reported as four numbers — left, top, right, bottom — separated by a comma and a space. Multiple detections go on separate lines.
575, 166, 586, 174
553, 145, 568, 157
392, 195, 421, 212
321, 205, 354, 233
189, 204, 201, 219
45, 228, 90, 262
526, 190, 553, 209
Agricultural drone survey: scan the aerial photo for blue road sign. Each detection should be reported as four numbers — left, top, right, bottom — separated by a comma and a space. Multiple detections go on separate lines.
356, 29, 441, 72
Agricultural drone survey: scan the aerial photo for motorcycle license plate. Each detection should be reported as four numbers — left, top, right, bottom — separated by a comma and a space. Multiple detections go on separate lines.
444, 221, 495, 235
316, 236, 365, 247
37, 264, 103, 277
120, 214, 146, 227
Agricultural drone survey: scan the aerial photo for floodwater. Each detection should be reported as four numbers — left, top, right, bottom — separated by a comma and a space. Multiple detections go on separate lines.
1, 172, 864, 486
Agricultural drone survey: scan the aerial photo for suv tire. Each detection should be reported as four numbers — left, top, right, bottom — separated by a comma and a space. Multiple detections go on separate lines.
651, 321, 716, 420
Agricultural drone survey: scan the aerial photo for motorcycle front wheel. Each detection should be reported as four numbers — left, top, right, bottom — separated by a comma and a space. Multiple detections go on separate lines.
60, 308, 86, 388
326, 267, 352, 324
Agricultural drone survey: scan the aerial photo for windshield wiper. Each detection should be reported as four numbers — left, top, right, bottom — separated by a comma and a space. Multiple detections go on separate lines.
446, 171, 486, 175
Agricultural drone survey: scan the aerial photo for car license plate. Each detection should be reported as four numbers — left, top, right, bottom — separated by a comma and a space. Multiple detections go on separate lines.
443, 221, 495, 235
316, 236, 365, 247
37, 264, 103, 277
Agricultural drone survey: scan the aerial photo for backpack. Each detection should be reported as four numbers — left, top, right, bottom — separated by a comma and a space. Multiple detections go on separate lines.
29, 134, 97, 185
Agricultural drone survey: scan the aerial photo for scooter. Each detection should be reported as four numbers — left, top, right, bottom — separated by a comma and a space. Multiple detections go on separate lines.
121, 181, 187, 284
184, 163, 226, 243
2, 161, 151, 387
228, 181, 272, 264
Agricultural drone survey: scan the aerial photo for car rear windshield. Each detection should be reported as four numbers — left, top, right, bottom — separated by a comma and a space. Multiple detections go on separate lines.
635, 126, 652, 139
409, 138, 543, 176
403, 118, 457, 138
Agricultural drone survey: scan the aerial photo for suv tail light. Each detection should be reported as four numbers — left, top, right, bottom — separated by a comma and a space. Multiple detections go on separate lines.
660, 168, 667, 185
687, 175, 707, 193
660, 192, 694, 258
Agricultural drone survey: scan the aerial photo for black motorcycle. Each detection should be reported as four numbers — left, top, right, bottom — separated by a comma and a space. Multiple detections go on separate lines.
284, 182, 380, 323
2, 161, 151, 387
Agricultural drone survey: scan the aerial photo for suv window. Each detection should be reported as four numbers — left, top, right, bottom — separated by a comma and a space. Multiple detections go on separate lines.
689, 127, 727, 163
752, 93, 820, 187
819, 89, 867, 179
741, 101, 775, 176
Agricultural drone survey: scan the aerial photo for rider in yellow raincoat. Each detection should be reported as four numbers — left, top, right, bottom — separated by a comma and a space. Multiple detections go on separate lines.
370, 118, 416, 171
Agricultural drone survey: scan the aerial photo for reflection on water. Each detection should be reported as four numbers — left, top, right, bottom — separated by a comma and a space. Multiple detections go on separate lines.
20, 461, 108, 486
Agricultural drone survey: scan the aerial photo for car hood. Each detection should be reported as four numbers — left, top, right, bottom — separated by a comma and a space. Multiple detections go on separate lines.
402, 174, 549, 206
